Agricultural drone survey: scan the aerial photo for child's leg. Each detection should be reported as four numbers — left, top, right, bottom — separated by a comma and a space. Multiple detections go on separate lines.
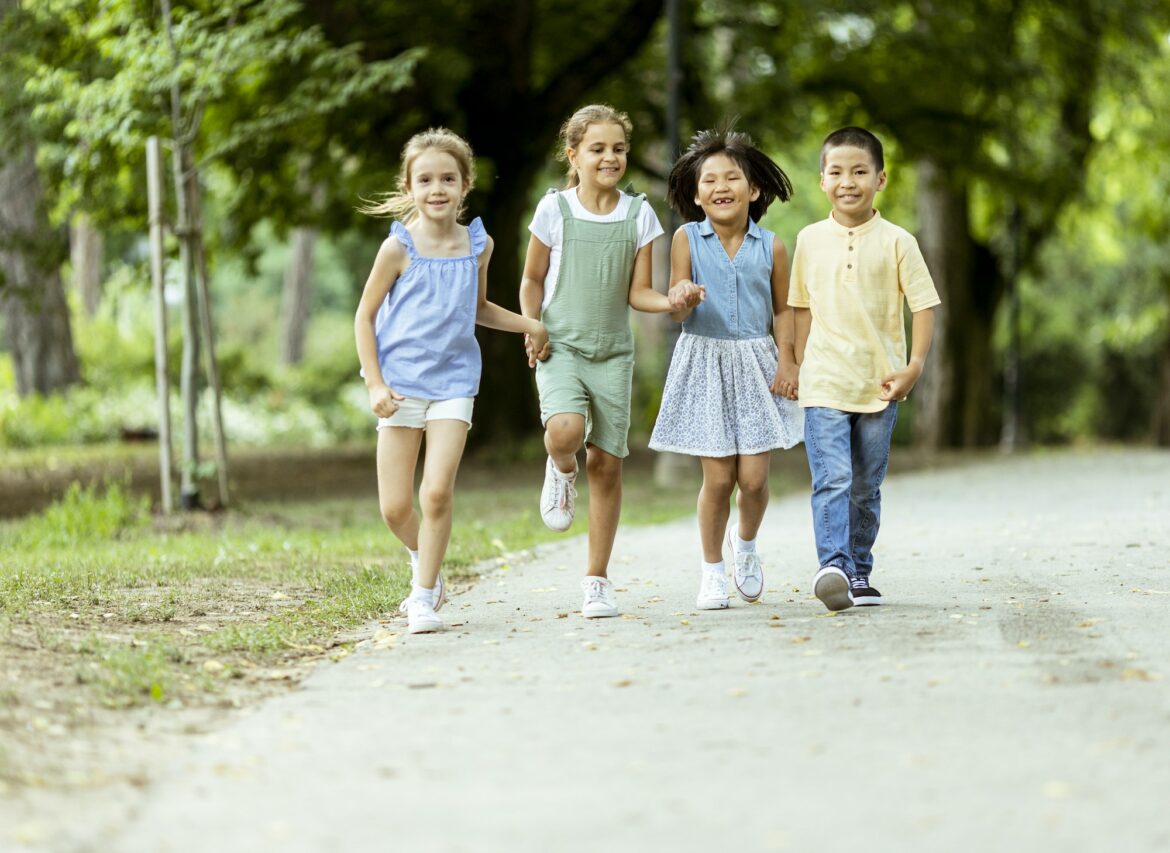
698, 457, 736, 562
584, 444, 622, 577
802, 407, 854, 574
733, 452, 771, 541
545, 413, 586, 473
414, 419, 470, 590
376, 426, 424, 549
848, 404, 899, 581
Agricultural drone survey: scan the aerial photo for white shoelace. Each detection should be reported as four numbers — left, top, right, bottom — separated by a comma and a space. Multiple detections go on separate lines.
700, 571, 727, 599
736, 553, 761, 580
583, 578, 608, 603
548, 475, 577, 512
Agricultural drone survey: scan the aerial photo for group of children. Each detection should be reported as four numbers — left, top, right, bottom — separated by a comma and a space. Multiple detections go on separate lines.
354, 107, 940, 634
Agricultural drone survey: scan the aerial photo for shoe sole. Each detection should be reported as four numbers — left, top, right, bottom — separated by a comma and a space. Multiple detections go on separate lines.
727, 527, 763, 602
582, 607, 619, 618
408, 621, 443, 634
852, 597, 882, 607
814, 568, 853, 611
541, 513, 573, 532
696, 598, 730, 610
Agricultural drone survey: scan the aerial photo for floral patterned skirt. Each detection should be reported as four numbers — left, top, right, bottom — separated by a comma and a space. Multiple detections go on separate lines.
649, 332, 804, 457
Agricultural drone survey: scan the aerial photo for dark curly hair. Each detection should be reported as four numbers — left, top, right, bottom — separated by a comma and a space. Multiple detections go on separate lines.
666, 127, 794, 223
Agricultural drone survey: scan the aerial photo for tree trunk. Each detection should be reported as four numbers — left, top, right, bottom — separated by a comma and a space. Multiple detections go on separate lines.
0, 141, 81, 397
1155, 277, 1170, 447
70, 212, 103, 317
280, 225, 316, 366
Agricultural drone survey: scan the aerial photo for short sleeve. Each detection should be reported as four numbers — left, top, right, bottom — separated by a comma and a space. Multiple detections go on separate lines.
636, 199, 665, 249
787, 230, 810, 308
467, 217, 488, 256
528, 193, 559, 248
896, 233, 941, 312
390, 221, 418, 260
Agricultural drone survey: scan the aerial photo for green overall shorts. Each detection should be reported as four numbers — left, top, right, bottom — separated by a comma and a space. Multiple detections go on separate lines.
535, 190, 644, 458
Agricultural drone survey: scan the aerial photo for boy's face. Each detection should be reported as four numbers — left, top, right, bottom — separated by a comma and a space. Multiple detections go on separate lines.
820, 144, 886, 227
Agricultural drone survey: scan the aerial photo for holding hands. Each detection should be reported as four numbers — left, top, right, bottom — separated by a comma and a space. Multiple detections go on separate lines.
772, 359, 799, 401
667, 279, 705, 311
368, 383, 405, 418
524, 322, 551, 368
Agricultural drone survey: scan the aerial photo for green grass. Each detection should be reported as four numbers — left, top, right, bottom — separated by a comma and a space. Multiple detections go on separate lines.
0, 458, 711, 709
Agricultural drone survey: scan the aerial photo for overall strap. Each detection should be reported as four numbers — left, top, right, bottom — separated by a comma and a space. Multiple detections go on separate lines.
624, 193, 645, 222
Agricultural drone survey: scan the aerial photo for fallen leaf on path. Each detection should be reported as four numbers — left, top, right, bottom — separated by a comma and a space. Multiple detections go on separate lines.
612, 679, 633, 688
556, 613, 569, 619
1017, 641, 1030, 649
790, 636, 811, 644
1076, 619, 1104, 628
728, 688, 747, 698
1120, 668, 1160, 682
679, 619, 690, 625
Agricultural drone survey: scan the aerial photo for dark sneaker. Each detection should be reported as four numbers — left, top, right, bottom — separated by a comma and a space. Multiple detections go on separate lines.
813, 565, 853, 612
850, 579, 882, 606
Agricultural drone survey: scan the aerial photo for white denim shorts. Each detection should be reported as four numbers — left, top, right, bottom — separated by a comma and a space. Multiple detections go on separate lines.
376, 396, 474, 430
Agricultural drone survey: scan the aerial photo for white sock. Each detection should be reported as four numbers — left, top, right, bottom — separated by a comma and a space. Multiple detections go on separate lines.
703, 560, 725, 574
411, 582, 434, 602
734, 530, 757, 553
407, 548, 420, 582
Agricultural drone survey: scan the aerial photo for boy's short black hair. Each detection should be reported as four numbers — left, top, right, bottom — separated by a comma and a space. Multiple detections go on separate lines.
667, 127, 794, 222
820, 126, 884, 173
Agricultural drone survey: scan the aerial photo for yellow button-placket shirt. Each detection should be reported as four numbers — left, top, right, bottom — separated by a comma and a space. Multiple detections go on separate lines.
788, 210, 941, 413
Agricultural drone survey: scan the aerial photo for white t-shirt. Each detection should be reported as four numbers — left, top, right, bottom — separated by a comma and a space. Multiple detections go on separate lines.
528, 188, 664, 310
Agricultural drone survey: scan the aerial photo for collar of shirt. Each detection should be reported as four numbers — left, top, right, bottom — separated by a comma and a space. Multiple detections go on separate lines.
697, 216, 763, 241
827, 208, 883, 236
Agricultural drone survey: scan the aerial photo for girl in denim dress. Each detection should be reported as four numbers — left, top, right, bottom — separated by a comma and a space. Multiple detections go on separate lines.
650, 128, 803, 611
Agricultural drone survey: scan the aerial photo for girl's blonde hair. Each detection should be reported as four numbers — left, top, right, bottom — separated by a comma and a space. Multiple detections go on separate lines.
556, 104, 633, 188
358, 128, 476, 221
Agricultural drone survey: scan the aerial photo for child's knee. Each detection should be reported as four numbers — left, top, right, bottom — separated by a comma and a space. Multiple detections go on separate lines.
737, 474, 769, 501
418, 482, 453, 518
585, 447, 622, 482
380, 499, 413, 529
545, 416, 584, 454
701, 473, 735, 502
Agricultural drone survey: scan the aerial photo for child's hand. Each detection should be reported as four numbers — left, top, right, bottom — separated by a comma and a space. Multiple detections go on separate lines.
667, 280, 705, 310
879, 363, 923, 402
772, 360, 799, 400
369, 383, 404, 418
524, 327, 550, 367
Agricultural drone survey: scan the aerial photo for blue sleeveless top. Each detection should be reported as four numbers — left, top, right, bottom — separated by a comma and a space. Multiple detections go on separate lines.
374, 217, 486, 399
682, 217, 775, 340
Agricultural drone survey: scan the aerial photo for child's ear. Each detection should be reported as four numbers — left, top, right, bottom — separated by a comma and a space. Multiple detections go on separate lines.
749, 184, 761, 202
565, 147, 579, 169
876, 170, 888, 192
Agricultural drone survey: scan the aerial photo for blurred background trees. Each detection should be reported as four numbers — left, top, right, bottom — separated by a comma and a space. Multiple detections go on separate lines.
1, 0, 1168, 463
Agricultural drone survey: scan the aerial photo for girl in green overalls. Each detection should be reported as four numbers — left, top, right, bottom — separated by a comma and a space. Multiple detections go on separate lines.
519, 104, 703, 618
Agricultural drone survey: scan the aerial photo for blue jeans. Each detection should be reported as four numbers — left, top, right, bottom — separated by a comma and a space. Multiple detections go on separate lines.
803, 404, 898, 581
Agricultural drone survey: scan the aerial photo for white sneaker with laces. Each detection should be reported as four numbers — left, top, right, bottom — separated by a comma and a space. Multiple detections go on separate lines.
540, 456, 578, 532
696, 568, 730, 610
580, 576, 618, 618
398, 572, 445, 614
727, 527, 764, 602
405, 595, 443, 634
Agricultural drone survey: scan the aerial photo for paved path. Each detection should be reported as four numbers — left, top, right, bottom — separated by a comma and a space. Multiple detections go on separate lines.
98, 450, 1170, 851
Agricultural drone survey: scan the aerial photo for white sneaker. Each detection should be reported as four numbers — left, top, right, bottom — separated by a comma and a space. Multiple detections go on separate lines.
405, 595, 443, 634
540, 456, 578, 532
398, 573, 445, 614
727, 527, 764, 602
696, 568, 730, 610
813, 565, 853, 612
580, 576, 618, 618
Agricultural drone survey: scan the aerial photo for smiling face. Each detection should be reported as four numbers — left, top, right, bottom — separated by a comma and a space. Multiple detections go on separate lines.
407, 148, 467, 224
820, 144, 886, 227
694, 152, 760, 228
566, 121, 628, 191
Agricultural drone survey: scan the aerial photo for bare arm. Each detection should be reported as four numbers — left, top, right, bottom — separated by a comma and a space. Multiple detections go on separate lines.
475, 236, 548, 366
354, 236, 407, 417
627, 242, 670, 313
667, 228, 705, 322
794, 308, 812, 366
518, 235, 552, 363
880, 306, 936, 401
769, 236, 798, 399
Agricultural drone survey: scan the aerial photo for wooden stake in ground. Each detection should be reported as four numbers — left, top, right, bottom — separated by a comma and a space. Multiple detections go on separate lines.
146, 136, 174, 515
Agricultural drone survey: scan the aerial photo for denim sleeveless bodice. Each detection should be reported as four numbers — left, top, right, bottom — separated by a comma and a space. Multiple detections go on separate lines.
682, 217, 775, 340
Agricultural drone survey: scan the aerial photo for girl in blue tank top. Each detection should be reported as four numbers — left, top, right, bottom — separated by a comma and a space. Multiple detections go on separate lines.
650, 128, 803, 612
355, 129, 548, 635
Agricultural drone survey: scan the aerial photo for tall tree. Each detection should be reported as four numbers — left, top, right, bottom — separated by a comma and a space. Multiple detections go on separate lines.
0, 0, 80, 396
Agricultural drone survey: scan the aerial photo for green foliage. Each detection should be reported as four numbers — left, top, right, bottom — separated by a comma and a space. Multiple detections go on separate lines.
14, 482, 149, 550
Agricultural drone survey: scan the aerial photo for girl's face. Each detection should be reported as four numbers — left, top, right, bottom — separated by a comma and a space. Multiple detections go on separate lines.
566, 122, 628, 190
695, 152, 759, 227
408, 148, 467, 224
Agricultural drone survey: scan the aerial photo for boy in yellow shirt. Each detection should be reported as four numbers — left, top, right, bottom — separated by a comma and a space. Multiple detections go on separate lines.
789, 127, 941, 611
